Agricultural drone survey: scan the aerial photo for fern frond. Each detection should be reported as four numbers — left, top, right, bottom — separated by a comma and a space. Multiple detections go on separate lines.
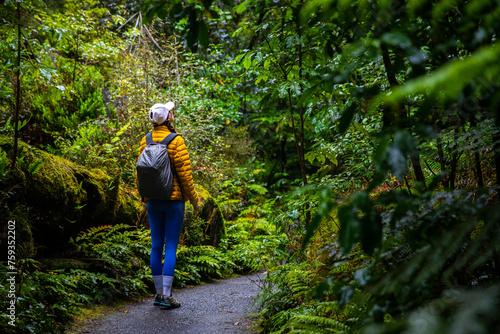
288, 315, 349, 333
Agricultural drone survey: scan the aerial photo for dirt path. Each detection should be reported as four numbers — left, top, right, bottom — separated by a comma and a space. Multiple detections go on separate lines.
71, 272, 263, 334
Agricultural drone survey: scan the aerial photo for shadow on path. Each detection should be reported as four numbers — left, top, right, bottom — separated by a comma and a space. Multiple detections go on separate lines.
73, 272, 263, 334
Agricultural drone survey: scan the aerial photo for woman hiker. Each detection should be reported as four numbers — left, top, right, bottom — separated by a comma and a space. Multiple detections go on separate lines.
138, 102, 199, 309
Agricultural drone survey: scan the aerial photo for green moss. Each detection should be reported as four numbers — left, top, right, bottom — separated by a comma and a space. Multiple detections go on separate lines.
199, 196, 226, 247
22, 144, 88, 213
195, 184, 211, 202
115, 186, 143, 224
180, 191, 227, 247
0, 135, 144, 255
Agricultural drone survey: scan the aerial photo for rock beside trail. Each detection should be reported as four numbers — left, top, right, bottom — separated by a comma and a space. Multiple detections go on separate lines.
0, 136, 142, 257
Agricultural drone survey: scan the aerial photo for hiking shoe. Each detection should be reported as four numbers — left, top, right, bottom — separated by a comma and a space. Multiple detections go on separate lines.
153, 294, 162, 306
159, 295, 181, 310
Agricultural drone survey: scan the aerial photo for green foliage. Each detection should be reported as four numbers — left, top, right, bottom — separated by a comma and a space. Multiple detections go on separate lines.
0, 258, 120, 334
3, 0, 500, 333
175, 245, 234, 285
0, 216, 277, 332
0, 149, 12, 185
363, 285, 500, 334
225, 216, 287, 273
71, 224, 151, 282
256, 259, 371, 334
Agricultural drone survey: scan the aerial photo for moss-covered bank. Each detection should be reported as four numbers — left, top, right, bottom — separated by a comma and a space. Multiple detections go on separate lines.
0, 136, 143, 256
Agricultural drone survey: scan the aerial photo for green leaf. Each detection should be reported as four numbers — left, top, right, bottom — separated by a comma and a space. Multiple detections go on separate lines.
243, 54, 252, 70
305, 151, 316, 164
375, 43, 500, 106
28, 159, 45, 175
39, 67, 57, 81
297, 84, 319, 106
235, 0, 250, 14
255, 74, 268, 85
248, 184, 268, 194
325, 152, 338, 165
338, 203, 359, 254
381, 32, 413, 50
338, 102, 357, 134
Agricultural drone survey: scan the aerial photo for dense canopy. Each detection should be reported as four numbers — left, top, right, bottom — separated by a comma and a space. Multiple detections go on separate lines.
1, 0, 500, 333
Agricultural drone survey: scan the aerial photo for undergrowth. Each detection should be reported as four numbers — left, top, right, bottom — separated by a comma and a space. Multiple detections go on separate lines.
0, 202, 282, 334
254, 186, 500, 334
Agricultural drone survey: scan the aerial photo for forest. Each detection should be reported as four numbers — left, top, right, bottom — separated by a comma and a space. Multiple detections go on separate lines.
1, 0, 500, 333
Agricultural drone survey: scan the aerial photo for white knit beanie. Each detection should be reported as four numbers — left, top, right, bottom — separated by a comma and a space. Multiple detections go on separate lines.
148, 102, 175, 124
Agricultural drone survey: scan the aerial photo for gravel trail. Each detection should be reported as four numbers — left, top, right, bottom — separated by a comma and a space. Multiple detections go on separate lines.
74, 272, 263, 334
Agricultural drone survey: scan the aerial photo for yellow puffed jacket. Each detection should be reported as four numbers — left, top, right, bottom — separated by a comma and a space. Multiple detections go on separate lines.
138, 125, 199, 206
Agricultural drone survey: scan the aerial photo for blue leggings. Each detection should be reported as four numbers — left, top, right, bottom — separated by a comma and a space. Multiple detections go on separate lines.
147, 200, 185, 276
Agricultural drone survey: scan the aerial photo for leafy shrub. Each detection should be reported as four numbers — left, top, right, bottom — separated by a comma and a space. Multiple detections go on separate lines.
0, 259, 121, 334
70, 224, 151, 284
175, 245, 235, 286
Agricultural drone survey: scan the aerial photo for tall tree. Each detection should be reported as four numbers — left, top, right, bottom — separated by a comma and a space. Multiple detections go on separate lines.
11, 0, 22, 170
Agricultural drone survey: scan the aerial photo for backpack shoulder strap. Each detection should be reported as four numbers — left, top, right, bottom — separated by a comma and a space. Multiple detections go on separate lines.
160, 133, 179, 146
145, 132, 154, 145
160, 133, 184, 198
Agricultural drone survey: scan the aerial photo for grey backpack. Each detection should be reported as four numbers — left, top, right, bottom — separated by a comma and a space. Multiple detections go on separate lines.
136, 132, 178, 200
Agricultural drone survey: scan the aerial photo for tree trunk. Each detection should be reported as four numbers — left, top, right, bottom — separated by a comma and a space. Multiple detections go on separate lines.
11, 1, 21, 170
287, 90, 307, 186
410, 155, 426, 185
297, 36, 308, 186
494, 131, 500, 187
381, 43, 426, 186
436, 137, 449, 188
449, 152, 460, 189
470, 118, 484, 187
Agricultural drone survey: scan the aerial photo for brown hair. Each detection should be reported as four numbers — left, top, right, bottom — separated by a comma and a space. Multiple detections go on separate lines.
154, 121, 176, 133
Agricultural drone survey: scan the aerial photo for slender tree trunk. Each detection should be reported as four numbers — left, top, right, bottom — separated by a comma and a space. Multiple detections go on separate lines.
280, 135, 287, 174
381, 43, 399, 88
381, 43, 426, 187
470, 118, 484, 187
473, 151, 484, 187
296, 18, 311, 225
410, 155, 426, 184
11, 2, 21, 170
449, 152, 460, 189
174, 36, 180, 86
494, 131, 500, 187
436, 137, 449, 188
287, 90, 306, 184
297, 33, 307, 186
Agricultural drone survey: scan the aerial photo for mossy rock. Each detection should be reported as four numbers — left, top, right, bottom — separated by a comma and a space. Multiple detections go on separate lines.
199, 197, 226, 247
0, 136, 143, 256
181, 194, 226, 248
